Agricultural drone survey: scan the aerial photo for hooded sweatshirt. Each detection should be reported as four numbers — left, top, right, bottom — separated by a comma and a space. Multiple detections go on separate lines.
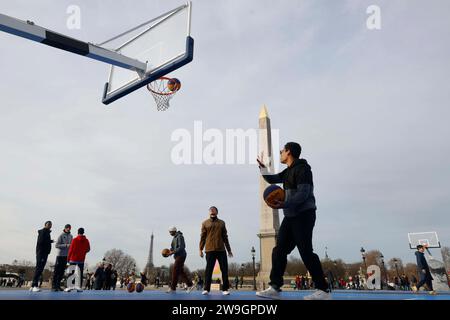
55, 231, 73, 257
171, 231, 187, 258
68, 235, 90, 263
36, 228, 52, 256
261, 158, 317, 217
415, 251, 430, 272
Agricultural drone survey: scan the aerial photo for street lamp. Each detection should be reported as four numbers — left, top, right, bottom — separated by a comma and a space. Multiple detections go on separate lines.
380, 254, 386, 289
251, 247, 257, 291
393, 258, 400, 278
240, 264, 245, 289
360, 247, 367, 271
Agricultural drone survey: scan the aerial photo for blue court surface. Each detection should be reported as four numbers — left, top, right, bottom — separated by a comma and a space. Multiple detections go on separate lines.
0, 289, 448, 300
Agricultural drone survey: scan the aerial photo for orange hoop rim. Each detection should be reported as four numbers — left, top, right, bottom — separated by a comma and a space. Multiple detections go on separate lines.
146, 76, 180, 96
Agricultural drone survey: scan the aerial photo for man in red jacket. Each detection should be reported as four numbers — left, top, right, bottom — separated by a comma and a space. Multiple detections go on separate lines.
67, 228, 90, 291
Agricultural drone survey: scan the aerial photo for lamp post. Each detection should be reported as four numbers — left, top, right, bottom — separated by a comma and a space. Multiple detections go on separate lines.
380, 254, 386, 289
393, 258, 400, 278
251, 247, 257, 291
360, 247, 367, 278
333, 260, 338, 289
240, 263, 245, 289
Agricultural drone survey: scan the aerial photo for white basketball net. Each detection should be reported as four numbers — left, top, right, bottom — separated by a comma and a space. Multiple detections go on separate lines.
147, 78, 179, 111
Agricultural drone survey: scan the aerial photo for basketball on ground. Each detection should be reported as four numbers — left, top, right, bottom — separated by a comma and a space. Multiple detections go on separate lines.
161, 248, 171, 257
263, 185, 285, 208
127, 282, 136, 293
167, 78, 181, 91
135, 282, 144, 293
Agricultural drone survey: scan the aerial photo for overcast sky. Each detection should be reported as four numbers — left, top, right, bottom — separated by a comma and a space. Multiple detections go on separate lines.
1, 0, 449, 272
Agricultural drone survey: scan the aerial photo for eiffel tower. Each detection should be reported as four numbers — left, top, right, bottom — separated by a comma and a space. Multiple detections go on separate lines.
145, 232, 154, 277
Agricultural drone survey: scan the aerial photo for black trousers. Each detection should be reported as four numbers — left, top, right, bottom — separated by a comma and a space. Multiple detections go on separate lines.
417, 271, 433, 291
171, 255, 193, 290
32, 254, 48, 287
269, 210, 328, 291
204, 251, 229, 291
52, 256, 67, 289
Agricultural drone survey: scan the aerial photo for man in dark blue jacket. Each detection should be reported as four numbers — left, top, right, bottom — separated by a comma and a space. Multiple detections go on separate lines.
256, 142, 330, 300
30, 221, 54, 292
167, 227, 194, 293
413, 245, 435, 294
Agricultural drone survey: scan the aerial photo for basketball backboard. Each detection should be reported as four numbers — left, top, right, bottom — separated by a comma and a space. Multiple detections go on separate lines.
0, 2, 193, 105
102, 2, 193, 105
408, 231, 440, 249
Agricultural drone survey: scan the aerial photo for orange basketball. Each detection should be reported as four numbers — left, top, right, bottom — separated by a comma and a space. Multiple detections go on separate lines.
161, 248, 171, 257
127, 282, 136, 293
167, 78, 181, 91
263, 185, 285, 209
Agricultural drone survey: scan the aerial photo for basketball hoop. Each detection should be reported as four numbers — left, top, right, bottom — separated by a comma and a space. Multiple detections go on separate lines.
147, 77, 180, 111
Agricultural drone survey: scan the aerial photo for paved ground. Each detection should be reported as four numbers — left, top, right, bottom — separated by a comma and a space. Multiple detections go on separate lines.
0, 288, 448, 300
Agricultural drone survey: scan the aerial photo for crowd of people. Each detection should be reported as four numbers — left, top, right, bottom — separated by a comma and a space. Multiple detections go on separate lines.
286, 274, 419, 291
0, 277, 25, 287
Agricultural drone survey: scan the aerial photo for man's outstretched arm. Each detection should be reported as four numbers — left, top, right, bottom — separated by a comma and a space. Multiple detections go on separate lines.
257, 158, 284, 184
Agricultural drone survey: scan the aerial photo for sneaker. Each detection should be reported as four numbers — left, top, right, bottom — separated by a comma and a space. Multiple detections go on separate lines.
256, 286, 281, 300
64, 288, 72, 292
75, 287, 83, 292
202, 290, 209, 295
412, 286, 418, 293
31, 287, 41, 292
222, 290, 230, 296
429, 290, 437, 295
166, 288, 175, 293
304, 289, 332, 300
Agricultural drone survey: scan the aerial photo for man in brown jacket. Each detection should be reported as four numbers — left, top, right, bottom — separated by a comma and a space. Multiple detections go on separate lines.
199, 206, 233, 295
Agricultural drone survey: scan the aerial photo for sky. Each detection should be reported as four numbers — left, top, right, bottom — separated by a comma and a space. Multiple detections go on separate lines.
0, 0, 449, 272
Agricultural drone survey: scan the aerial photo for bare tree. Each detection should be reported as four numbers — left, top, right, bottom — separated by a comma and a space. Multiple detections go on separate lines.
441, 247, 450, 270
285, 257, 307, 276
365, 250, 383, 266
228, 263, 241, 277
11, 260, 33, 267
103, 249, 137, 276
404, 263, 418, 279
345, 262, 361, 278
387, 257, 404, 279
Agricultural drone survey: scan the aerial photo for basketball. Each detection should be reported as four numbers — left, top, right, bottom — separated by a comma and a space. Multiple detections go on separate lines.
135, 282, 144, 293
127, 282, 136, 293
263, 185, 285, 208
167, 78, 181, 91
161, 248, 171, 257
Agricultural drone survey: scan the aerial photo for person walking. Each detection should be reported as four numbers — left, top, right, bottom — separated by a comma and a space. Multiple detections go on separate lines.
94, 263, 105, 290
52, 224, 73, 292
256, 142, 331, 300
103, 263, 112, 290
111, 270, 118, 290
167, 227, 194, 293
30, 221, 54, 292
412, 245, 436, 295
199, 206, 233, 296
66, 228, 90, 292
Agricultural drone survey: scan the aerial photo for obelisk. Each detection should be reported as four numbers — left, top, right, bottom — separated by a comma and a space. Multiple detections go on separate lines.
257, 105, 280, 288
